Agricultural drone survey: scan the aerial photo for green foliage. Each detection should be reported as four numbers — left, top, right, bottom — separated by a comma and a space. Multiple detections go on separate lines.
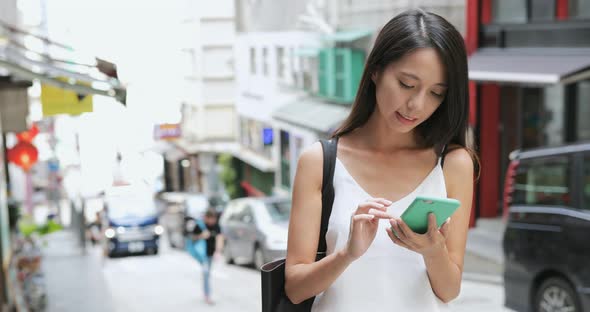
18, 217, 62, 237
218, 153, 238, 199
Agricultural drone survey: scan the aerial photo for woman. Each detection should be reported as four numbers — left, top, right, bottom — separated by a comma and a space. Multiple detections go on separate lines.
284, 9, 478, 311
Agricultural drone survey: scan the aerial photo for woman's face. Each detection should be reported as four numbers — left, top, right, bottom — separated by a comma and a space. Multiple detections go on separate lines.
372, 48, 447, 134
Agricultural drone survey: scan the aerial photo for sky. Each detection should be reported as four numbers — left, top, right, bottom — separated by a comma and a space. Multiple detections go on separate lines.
17, 0, 184, 197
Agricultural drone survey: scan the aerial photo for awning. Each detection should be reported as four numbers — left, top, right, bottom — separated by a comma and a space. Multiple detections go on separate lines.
322, 29, 373, 43
231, 148, 276, 173
240, 181, 265, 197
293, 47, 321, 57
272, 98, 350, 133
0, 22, 126, 104
468, 48, 590, 85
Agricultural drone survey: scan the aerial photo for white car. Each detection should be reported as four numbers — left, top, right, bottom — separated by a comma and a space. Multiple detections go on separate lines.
220, 197, 290, 269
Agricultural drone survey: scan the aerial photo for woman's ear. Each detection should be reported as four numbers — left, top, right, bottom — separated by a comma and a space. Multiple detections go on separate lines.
371, 72, 378, 84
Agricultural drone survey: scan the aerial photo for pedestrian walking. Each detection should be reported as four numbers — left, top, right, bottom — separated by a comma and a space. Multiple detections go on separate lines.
186, 208, 224, 305
284, 9, 479, 311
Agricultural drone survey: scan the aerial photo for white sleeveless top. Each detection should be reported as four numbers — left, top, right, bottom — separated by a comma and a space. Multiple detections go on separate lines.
311, 154, 450, 312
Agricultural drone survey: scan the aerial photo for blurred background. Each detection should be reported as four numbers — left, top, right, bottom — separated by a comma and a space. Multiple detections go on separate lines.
0, 0, 589, 311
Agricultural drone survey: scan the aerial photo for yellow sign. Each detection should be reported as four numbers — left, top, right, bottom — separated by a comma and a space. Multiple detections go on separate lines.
41, 79, 93, 116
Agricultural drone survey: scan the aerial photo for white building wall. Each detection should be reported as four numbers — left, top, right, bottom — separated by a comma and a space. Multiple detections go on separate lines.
201, 20, 236, 46
179, 0, 237, 145
202, 79, 235, 104
234, 32, 321, 127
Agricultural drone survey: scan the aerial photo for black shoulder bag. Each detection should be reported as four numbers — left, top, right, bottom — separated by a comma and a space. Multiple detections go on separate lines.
260, 137, 339, 312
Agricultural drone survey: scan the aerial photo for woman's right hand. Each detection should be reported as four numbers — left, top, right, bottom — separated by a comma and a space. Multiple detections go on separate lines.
343, 198, 393, 261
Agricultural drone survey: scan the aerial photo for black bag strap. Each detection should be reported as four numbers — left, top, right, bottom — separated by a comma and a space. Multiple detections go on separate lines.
317, 137, 339, 256
440, 144, 448, 168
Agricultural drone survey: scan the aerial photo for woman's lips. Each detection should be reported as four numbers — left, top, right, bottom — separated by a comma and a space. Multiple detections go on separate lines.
395, 112, 417, 125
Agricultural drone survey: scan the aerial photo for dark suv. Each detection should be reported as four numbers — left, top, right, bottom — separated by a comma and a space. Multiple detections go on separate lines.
503, 143, 590, 312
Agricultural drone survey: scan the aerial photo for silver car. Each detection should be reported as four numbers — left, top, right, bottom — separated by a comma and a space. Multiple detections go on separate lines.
220, 197, 290, 269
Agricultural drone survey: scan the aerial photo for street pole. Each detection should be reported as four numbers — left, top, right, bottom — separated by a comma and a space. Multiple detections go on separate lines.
25, 170, 32, 216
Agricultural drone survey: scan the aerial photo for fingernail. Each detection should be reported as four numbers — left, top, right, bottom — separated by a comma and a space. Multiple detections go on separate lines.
385, 200, 393, 205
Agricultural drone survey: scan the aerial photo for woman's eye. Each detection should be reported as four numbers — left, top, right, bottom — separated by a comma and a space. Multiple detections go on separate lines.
399, 81, 413, 89
431, 91, 444, 98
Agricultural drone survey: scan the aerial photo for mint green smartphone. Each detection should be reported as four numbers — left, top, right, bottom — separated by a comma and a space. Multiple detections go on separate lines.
400, 196, 461, 234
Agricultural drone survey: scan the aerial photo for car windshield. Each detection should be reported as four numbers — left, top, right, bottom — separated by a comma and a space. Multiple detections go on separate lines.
107, 195, 157, 220
265, 200, 291, 222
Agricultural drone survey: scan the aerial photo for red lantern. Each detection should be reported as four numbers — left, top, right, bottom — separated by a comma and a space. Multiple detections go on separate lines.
16, 124, 39, 143
8, 141, 39, 171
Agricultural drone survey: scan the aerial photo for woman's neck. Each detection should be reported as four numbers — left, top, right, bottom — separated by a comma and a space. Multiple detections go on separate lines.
354, 112, 420, 154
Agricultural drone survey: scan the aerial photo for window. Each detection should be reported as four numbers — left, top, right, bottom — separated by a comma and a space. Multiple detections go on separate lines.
228, 202, 244, 221
277, 47, 285, 79
521, 86, 565, 149
250, 47, 256, 75
577, 80, 590, 140
262, 47, 269, 76
290, 47, 298, 86
265, 200, 291, 222
280, 130, 291, 188
239, 205, 254, 223
582, 154, 590, 208
570, 0, 590, 19
512, 156, 571, 206
494, 0, 527, 23
531, 0, 555, 21
317, 48, 364, 103
240, 117, 273, 158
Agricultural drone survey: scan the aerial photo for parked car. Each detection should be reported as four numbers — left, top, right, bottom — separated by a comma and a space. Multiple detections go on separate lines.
102, 185, 163, 257
220, 197, 290, 269
503, 142, 590, 312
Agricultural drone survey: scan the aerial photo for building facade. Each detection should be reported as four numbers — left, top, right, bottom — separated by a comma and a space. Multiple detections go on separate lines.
233, 31, 322, 196
466, 0, 590, 220
164, 0, 239, 196
237, 0, 466, 195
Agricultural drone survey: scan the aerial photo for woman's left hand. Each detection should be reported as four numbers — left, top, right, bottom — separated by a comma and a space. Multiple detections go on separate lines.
386, 213, 451, 258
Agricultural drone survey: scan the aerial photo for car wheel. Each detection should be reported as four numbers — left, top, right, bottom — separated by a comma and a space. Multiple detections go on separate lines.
223, 241, 234, 264
254, 246, 265, 270
535, 277, 581, 312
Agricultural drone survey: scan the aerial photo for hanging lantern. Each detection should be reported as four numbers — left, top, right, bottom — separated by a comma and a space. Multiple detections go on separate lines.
8, 141, 39, 171
16, 124, 39, 143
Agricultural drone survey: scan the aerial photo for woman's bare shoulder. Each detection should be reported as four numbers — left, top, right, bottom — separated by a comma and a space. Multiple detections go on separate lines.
295, 142, 324, 190
443, 146, 475, 182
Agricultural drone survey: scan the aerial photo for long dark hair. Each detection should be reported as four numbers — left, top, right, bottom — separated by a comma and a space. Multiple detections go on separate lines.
333, 9, 478, 172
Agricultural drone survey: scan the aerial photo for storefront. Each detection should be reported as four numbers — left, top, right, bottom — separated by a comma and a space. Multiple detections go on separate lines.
272, 98, 350, 193
234, 116, 276, 196
466, 0, 590, 219
0, 19, 126, 310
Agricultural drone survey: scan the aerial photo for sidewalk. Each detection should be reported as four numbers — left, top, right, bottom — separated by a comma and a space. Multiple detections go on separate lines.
41, 230, 114, 312
466, 217, 505, 265
462, 217, 505, 284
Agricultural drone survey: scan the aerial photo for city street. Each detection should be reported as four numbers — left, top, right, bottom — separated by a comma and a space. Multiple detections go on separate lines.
102, 242, 261, 312
44, 231, 513, 312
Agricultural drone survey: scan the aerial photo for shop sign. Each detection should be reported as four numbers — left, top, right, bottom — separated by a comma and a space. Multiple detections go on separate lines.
41, 78, 93, 116
263, 127, 273, 146
154, 124, 182, 140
